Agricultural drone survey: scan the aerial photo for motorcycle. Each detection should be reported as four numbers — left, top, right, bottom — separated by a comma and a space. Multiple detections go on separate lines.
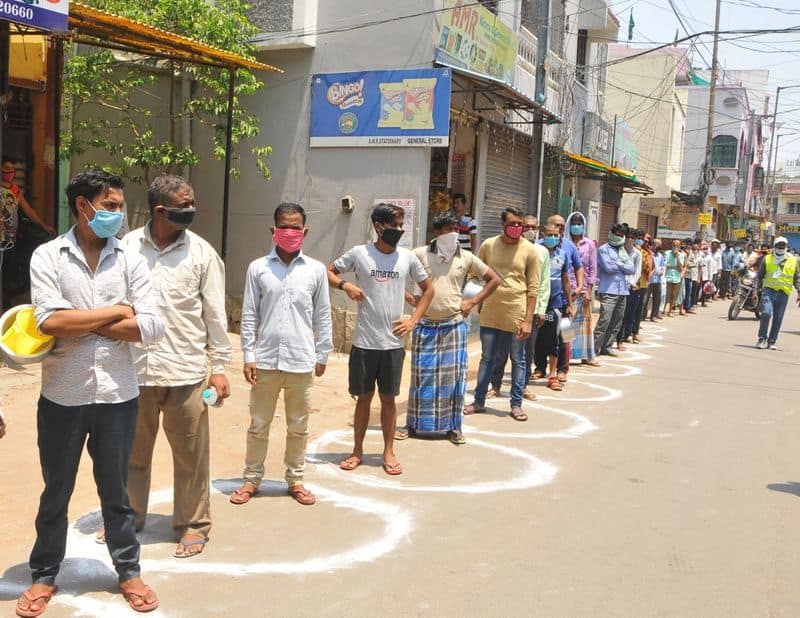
728, 269, 761, 320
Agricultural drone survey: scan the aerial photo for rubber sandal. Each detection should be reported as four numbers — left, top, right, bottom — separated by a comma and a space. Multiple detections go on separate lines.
557, 372, 568, 384
485, 388, 500, 399
173, 536, 206, 558
522, 388, 537, 401
394, 427, 415, 440
120, 585, 159, 613
339, 455, 362, 471
229, 482, 258, 505
463, 403, 485, 415
16, 586, 58, 618
509, 407, 528, 422
288, 485, 316, 505
532, 370, 546, 380
547, 376, 563, 391
581, 359, 601, 367
447, 430, 466, 445
382, 461, 403, 476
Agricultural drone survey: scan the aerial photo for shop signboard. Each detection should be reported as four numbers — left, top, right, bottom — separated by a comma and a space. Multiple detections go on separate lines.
778, 223, 800, 233
434, 0, 518, 87
732, 228, 748, 239
697, 212, 713, 225
1, 0, 68, 32
612, 117, 638, 173
582, 112, 613, 165
310, 69, 451, 147
658, 203, 700, 239
373, 198, 415, 249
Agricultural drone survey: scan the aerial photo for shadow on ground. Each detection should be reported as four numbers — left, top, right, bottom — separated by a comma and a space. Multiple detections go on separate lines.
767, 482, 800, 497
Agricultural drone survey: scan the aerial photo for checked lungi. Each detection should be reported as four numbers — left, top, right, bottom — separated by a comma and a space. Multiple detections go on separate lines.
406, 317, 469, 433
570, 297, 596, 361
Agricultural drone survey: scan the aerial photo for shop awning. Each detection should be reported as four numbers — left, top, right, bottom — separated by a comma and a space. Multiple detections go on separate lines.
444, 64, 562, 125
566, 152, 654, 195
67, 2, 282, 72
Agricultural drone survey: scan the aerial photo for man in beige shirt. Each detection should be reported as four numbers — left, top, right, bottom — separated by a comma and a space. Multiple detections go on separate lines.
464, 206, 541, 421
395, 211, 500, 444
114, 175, 232, 559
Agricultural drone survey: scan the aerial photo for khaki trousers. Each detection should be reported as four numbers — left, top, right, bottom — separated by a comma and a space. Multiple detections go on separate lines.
244, 370, 313, 488
127, 381, 211, 539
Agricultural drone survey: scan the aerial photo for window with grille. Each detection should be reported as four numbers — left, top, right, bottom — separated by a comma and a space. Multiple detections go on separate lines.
711, 135, 737, 168
576, 29, 588, 85
753, 166, 764, 189
788, 203, 800, 215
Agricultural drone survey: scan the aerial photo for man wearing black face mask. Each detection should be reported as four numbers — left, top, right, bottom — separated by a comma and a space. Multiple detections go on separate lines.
114, 175, 232, 559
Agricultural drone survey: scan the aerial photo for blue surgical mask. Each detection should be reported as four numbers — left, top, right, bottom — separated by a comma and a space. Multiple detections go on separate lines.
543, 235, 560, 249
84, 202, 124, 238
634, 239, 644, 247
570, 224, 585, 236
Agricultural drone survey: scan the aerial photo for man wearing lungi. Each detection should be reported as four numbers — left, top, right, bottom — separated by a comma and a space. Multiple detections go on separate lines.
395, 212, 500, 444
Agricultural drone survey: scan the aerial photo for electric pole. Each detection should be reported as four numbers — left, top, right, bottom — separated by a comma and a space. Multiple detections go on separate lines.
700, 0, 722, 240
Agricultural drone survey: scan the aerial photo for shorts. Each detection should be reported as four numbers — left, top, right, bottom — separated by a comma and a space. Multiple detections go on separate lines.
348, 346, 405, 396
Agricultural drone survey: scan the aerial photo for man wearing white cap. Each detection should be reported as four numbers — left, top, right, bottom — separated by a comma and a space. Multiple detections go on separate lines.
756, 236, 800, 349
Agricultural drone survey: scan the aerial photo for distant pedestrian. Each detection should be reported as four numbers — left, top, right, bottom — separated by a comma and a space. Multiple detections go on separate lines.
564, 212, 599, 366
618, 226, 643, 348
642, 239, 664, 322
756, 236, 800, 350
721, 242, 736, 298
594, 223, 635, 357
663, 239, 686, 317
395, 211, 500, 444
328, 203, 433, 476
452, 193, 477, 253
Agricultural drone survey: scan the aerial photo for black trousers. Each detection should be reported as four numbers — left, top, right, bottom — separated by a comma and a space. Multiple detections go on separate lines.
641, 282, 661, 320
30, 396, 141, 585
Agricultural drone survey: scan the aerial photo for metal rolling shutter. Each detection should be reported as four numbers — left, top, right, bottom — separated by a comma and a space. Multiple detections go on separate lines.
599, 202, 618, 244
480, 125, 531, 243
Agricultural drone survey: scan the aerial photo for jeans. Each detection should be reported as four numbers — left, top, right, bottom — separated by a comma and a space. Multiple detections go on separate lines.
758, 288, 789, 344
620, 288, 642, 341
475, 327, 526, 408
683, 279, 694, 310
641, 282, 661, 320
720, 270, 732, 297
30, 396, 140, 585
594, 294, 627, 353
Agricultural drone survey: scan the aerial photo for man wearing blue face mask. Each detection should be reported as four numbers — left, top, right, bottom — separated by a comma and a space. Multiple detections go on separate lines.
21, 170, 165, 616
594, 222, 636, 356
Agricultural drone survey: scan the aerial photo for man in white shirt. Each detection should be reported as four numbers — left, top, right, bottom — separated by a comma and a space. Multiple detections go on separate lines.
328, 203, 434, 476
21, 170, 164, 616
231, 203, 332, 507
118, 175, 232, 559
710, 239, 723, 299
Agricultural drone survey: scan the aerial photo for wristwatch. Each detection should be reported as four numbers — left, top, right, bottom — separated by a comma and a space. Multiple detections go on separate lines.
337, 280, 346, 290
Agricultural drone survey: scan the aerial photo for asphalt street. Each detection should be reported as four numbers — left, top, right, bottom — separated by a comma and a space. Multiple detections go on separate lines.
1, 298, 800, 617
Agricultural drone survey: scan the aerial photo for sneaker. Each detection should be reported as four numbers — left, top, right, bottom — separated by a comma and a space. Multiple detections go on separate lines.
769, 343, 778, 350
756, 339, 767, 350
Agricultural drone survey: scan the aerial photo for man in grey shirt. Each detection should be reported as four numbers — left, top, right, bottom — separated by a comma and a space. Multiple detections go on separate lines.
18, 170, 164, 616
328, 203, 433, 476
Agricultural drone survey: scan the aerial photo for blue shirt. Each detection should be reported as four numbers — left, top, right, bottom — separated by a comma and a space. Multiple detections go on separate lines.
547, 247, 568, 310
721, 249, 736, 271
539, 237, 583, 291
597, 243, 636, 295
650, 252, 665, 284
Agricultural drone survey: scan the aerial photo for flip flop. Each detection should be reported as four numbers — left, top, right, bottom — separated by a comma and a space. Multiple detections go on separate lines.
463, 403, 485, 415
120, 585, 159, 613
339, 455, 362, 471
447, 430, 466, 445
173, 536, 206, 558
288, 485, 316, 505
229, 482, 258, 505
394, 427, 415, 440
547, 376, 563, 391
509, 407, 528, 422
382, 461, 403, 476
16, 586, 58, 618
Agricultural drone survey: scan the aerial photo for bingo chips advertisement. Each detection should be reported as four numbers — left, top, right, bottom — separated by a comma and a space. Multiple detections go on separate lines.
0, 0, 69, 32
310, 69, 451, 147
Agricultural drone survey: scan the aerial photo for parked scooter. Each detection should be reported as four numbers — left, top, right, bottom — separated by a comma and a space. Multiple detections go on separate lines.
728, 269, 761, 320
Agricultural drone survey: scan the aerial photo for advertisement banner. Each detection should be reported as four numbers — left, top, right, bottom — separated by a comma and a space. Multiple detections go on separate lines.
582, 112, 613, 164
310, 69, 451, 147
612, 117, 638, 173
1, 0, 69, 32
434, 0, 518, 87
732, 228, 748, 239
697, 212, 713, 225
658, 203, 700, 239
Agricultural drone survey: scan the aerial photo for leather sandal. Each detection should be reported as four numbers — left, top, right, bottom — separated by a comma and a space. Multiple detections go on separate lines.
229, 482, 258, 505
288, 485, 316, 505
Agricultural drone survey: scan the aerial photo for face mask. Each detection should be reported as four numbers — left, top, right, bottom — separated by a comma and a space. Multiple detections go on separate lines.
570, 224, 585, 236
608, 233, 625, 247
2, 172, 14, 183
634, 239, 644, 247
523, 229, 538, 242
543, 235, 560, 249
436, 231, 459, 261
774, 248, 787, 256
160, 206, 196, 229
504, 224, 523, 240
380, 226, 404, 247
273, 227, 305, 253
84, 202, 124, 239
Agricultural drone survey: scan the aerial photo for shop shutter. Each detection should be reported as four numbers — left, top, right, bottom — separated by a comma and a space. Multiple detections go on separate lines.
599, 202, 618, 244
480, 124, 531, 243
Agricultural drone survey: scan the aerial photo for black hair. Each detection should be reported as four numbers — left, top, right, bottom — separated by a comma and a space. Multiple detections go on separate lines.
452, 193, 467, 206
148, 174, 191, 213
432, 211, 458, 231
66, 169, 125, 216
2, 158, 15, 166
274, 202, 307, 225
569, 212, 585, 224
371, 203, 404, 226
501, 206, 525, 222
610, 222, 627, 236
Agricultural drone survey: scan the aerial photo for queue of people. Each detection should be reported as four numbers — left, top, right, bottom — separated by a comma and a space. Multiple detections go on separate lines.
4, 171, 799, 616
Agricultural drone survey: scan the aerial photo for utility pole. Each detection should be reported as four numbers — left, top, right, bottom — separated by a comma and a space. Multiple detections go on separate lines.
700, 0, 722, 240
764, 84, 800, 226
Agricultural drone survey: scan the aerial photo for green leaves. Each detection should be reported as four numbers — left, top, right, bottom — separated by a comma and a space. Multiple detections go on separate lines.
62, 0, 272, 183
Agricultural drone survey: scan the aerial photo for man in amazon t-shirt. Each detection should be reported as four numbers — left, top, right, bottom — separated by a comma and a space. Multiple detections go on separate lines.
327, 203, 433, 477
